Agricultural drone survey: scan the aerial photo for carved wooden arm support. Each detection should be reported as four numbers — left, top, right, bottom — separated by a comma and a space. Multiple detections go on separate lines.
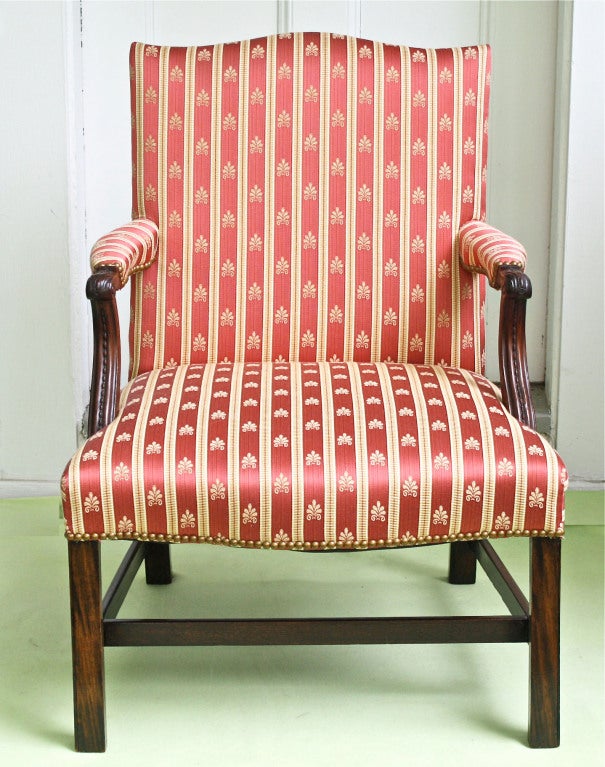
86, 267, 123, 437
86, 219, 158, 436
493, 265, 536, 429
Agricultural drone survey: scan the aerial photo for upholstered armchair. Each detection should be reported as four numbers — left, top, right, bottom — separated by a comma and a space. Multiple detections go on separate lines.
62, 34, 566, 752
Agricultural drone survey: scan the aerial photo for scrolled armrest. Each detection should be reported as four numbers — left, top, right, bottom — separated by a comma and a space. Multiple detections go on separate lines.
90, 218, 159, 287
459, 220, 527, 288
86, 267, 123, 436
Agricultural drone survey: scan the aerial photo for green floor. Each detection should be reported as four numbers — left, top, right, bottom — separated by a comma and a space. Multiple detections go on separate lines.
0, 493, 602, 766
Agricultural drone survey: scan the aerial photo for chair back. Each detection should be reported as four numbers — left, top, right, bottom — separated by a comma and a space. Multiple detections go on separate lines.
129, 34, 490, 377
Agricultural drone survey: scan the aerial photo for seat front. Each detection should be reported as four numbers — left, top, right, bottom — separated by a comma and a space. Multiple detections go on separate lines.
63, 361, 565, 547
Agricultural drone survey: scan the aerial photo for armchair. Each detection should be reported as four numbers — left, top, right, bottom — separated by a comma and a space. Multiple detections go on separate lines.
62, 34, 566, 751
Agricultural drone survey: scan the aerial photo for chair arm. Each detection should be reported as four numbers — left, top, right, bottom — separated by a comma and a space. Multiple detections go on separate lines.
493, 265, 536, 429
458, 221, 534, 428
459, 220, 527, 288
86, 267, 123, 436
90, 219, 159, 288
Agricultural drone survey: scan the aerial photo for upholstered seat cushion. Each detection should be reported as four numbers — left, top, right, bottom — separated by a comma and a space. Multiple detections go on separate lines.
63, 362, 565, 549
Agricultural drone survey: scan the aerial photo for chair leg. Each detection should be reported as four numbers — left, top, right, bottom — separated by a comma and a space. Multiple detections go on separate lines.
68, 540, 106, 752
448, 541, 477, 584
144, 541, 172, 584
529, 536, 561, 748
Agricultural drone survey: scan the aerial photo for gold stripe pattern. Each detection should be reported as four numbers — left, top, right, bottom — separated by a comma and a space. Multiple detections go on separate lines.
163, 366, 188, 536
259, 360, 273, 542
195, 364, 215, 537
344, 37, 357, 360
376, 363, 401, 540
132, 370, 161, 534
473, 46, 488, 220
208, 45, 224, 362
227, 364, 245, 540
434, 366, 465, 536
135, 42, 146, 218
509, 413, 528, 532
472, 46, 489, 372
68, 445, 86, 535
462, 369, 496, 533
132, 42, 147, 373
371, 42, 384, 361
181, 47, 196, 365
398, 46, 411, 362
290, 363, 305, 542
262, 37, 276, 361
407, 366, 433, 538
289, 34, 304, 360
316, 33, 331, 359
349, 362, 369, 542
235, 42, 250, 362
99, 417, 121, 536
544, 431, 560, 533
450, 47, 463, 366
154, 47, 170, 369
425, 49, 438, 364
319, 363, 337, 543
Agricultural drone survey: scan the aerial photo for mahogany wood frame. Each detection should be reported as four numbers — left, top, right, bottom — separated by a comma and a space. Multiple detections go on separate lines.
68, 263, 561, 751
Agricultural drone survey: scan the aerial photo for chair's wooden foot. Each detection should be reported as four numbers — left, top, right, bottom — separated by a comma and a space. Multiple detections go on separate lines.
68, 541, 106, 752
529, 537, 561, 748
448, 541, 477, 584
144, 542, 172, 585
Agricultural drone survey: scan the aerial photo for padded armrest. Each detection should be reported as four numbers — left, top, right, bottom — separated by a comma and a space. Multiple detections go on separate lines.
90, 219, 159, 287
459, 220, 527, 288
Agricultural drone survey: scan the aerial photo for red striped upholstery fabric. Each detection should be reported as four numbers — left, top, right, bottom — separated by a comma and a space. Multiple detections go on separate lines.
90, 219, 159, 286
63, 362, 566, 547
128, 35, 491, 377
459, 220, 527, 286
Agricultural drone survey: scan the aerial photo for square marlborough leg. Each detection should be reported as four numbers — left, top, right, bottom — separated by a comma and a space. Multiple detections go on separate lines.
448, 541, 477, 584
529, 537, 561, 748
144, 541, 173, 585
68, 540, 106, 752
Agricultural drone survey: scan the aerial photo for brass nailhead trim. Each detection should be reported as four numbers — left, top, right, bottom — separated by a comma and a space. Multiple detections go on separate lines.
65, 527, 563, 549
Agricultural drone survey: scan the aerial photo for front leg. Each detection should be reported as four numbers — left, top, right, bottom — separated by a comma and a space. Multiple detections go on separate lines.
529, 536, 561, 747
69, 541, 106, 752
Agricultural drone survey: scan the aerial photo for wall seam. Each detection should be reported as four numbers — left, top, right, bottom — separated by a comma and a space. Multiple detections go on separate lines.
63, 0, 90, 446
545, 0, 573, 444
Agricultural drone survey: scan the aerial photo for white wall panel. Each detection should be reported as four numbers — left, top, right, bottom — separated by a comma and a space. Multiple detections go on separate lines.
289, 0, 359, 35
554, 0, 604, 483
483, 1, 558, 383
148, 0, 277, 44
360, 1, 480, 46
0, 2, 74, 488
